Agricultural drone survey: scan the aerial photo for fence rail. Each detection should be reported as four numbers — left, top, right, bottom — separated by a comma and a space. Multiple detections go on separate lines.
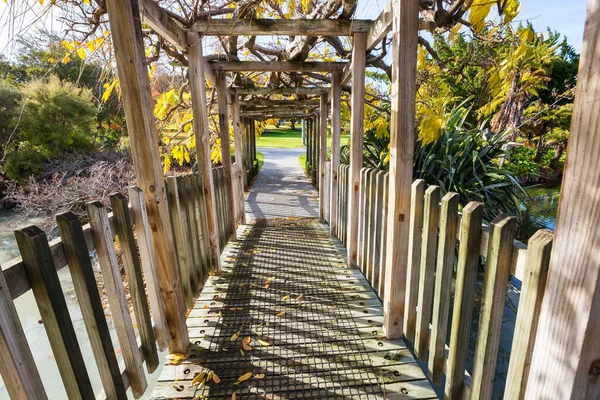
324, 163, 554, 399
0, 168, 239, 399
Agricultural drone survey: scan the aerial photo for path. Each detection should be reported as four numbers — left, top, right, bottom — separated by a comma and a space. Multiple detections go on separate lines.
150, 147, 436, 399
246, 148, 319, 220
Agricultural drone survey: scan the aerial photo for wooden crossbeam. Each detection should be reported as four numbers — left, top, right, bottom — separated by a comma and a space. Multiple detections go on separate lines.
339, 1, 393, 87
191, 18, 372, 36
233, 87, 330, 95
211, 61, 346, 72
239, 99, 320, 106
240, 111, 312, 118
241, 105, 318, 112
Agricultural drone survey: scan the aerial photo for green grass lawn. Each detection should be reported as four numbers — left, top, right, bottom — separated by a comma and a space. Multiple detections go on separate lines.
256, 124, 349, 148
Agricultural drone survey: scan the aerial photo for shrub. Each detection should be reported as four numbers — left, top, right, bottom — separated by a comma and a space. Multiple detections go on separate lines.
506, 146, 540, 180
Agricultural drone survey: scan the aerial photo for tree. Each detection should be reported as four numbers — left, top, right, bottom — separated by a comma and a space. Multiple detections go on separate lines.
0, 81, 22, 160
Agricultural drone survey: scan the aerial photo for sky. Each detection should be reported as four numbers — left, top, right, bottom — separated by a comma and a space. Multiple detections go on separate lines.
0, 0, 590, 59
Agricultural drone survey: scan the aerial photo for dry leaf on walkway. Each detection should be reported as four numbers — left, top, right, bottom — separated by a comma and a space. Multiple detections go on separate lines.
234, 372, 253, 385
296, 294, 304, 300
254, 373, 265, 379
190, 371, 207, 386
232, 392, 236, 400
209, 270, 222, 276
231, 331, 240, 341
167, 353, 186, 365
212, 372, 221, 384
242, 336, 253, 350
282, 295, 290, 301
264, 277, 275, 288
276, 311, 285, 317
257, 339, 270, 346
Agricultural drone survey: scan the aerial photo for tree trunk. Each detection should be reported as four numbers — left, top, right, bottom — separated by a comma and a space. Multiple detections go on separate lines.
291, 119, 296, 130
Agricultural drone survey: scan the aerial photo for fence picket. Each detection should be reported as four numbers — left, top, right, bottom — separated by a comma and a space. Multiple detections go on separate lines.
15, 226, 95, 400
86, 202, 148, 398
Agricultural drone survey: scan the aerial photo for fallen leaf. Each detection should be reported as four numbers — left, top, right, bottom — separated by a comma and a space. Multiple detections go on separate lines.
234, 372, 253, 385
242, 263, 249, 267
264, 277, 275, 288
282, 295, 291, 301
240, 349, 245, 356
212, 372, 221, 384
190, 371, 207, 386
276, 311, 285, 317
257, 339, 270, 346
209, 270, 222, 276
167, 353, 186, 365
296, 294, 304, 300
242, 336, 253, 351
232, 392, 237, 400
203, 305, 208, 309
231, 331, 240, 341
265, 321, 270, 327
254, 373, 265, 379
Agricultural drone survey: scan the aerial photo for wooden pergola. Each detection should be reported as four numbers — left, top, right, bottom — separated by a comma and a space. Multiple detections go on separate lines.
10, 0, 592, 398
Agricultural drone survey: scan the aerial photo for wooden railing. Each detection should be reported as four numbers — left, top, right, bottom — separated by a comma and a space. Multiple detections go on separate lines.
324, 164, 554, 399
0, 169, 238, 399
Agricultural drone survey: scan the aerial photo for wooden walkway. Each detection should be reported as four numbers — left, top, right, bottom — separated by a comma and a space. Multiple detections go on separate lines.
151, 218, 436, 399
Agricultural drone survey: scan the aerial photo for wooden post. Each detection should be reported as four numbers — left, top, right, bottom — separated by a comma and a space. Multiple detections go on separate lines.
504, 230, 553, 400
525, 1, 600, 397
319, 93, 328, 223
188, 31, 221, 270
0, 266, 47, 400
382, 0, 419, 339
346, 31, 367, 267
104, 0, 188, 353
216, 70, 237, 240
251, 119, 256, 164
330, 71, 342, 237
445, 202, 484, 399
231, 93, 248, 202
15, 226, 95, 400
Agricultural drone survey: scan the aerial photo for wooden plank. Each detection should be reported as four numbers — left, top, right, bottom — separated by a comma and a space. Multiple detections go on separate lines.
357, 168, 368, 271
139, 0, 186, 49
14, 226, 95, 400
188, 31, 222, 270
56, 212, 127, 399
471, 215, 516, 400
346, 32, 367, 268
525, 2, 600, 398
86, 202, 148, 398
216, 70, 238, 241
366, 169, 379, 282
105, 0, 188, 353
110, 193, 160, 373
371, 170, 386, 294
230, 94, 247, 197
128, 186, 169, 350
382, 0, 419, 339
367, 0, 393, 51
324, 161, 331, 223
193, 174, 213, 279
191, 18, 371, 36
504, 229, 553, 400
428, 192, 459, 385
402, 179, 425, 342
378, 173, 389, 298
414, 185, 440, 361
234, 86, 329, 95
329, 71, 341, 237
445, 201, 483, 400
319, 93, 329, 223
184, 175, 204, 288
211, 61, 347, 72
240, 99, 320, 106
166, 177, 193, 307
0, 266, 47, 400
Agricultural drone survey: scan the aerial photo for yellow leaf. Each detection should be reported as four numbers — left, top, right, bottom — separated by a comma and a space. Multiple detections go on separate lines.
282, 295, 290, 301
234, 372, 253, 385
209, 270, 222, 276
276, 311, 285, 317
242, 336, 253, 351
191, 371, 207, 386
77, 47, 86, 60
231, 331, 240, 341
167, 353, 186, 365
254, 373, 265, 379
257, 339, 270, 346
469, 0, 494, 33
61, 40, 74, 51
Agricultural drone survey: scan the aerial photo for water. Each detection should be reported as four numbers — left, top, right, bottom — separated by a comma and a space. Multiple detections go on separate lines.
0, 211, 165, 399
521, 185, 560, 237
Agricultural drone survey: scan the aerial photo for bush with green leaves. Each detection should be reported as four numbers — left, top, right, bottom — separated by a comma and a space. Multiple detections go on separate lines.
0, 81, 22, 159
4, 76, 96, 182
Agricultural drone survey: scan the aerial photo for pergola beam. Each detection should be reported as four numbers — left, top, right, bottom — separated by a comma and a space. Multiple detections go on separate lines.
239, 99, 320, 106
233, 87, 330, 95
241, 106, 318, 112
192, 18, 372, 36
211, 61, 346, 72
240, 112, 312, 118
